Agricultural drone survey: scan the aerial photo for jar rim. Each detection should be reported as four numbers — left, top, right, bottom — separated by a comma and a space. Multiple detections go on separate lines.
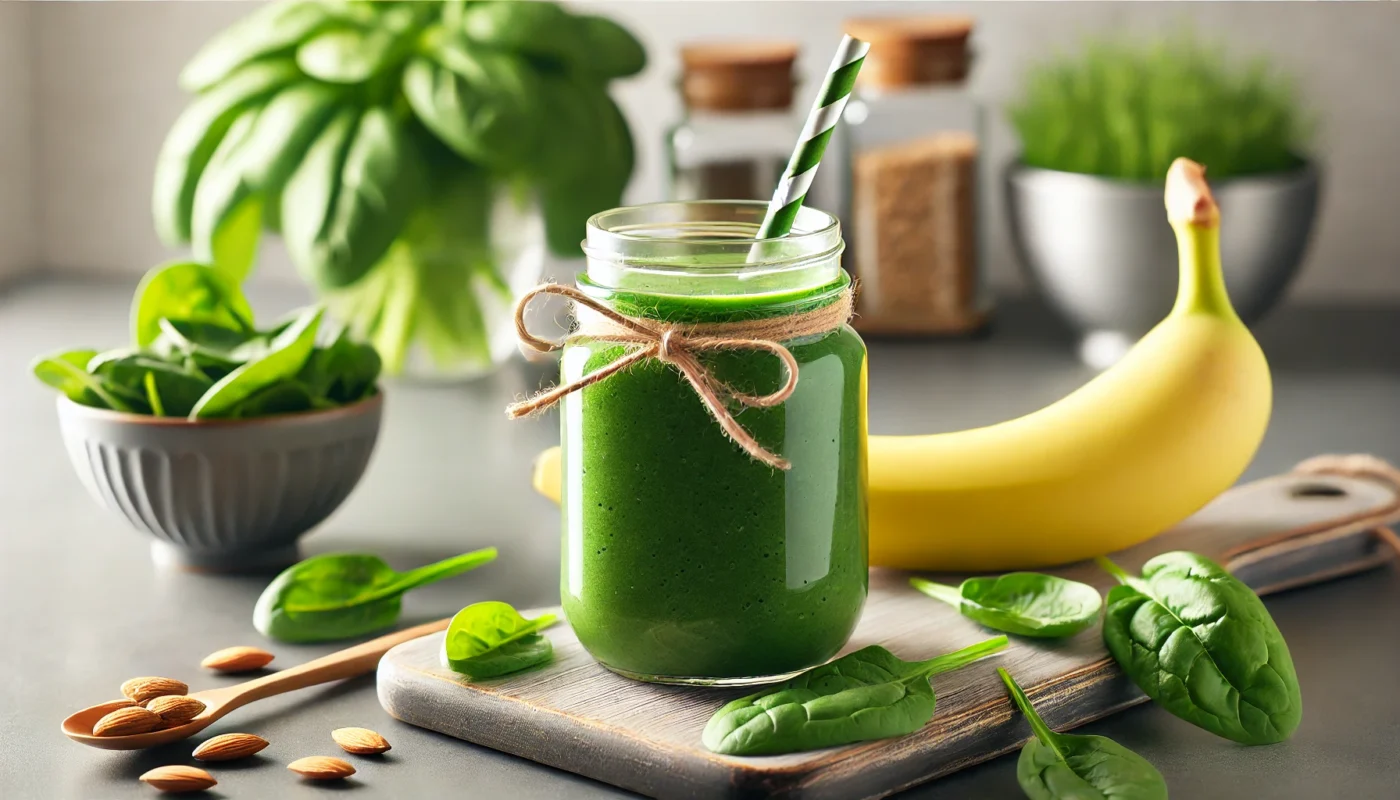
585, 200, 839, 249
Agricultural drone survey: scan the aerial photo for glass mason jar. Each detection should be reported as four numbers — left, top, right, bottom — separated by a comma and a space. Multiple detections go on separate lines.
836, 16, 991, 336
560, 200, 868, 685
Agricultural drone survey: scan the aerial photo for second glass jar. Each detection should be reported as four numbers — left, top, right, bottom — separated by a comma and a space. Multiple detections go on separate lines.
560, 201, 869, 685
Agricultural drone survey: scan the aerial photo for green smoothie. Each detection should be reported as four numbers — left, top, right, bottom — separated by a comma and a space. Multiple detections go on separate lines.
559, 276, 868, 681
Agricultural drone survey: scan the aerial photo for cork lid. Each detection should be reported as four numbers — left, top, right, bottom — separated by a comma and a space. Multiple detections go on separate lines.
843, 16, 973, 89
680, 41, 799, 111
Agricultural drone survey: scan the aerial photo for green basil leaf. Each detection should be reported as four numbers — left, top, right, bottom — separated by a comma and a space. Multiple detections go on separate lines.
31, 349, 133, 411
910, 574, 1102, 639
573, 15, 646, 78
999, 668, 1168, 800
402, 40, 543, 170
180, 1, 339, 92
191, 81, 343, 283
131, 261, 255, 348
702, 638, 1007, 755
1099, 552, 1302, 745
297, 24, 405, 85
89, 354, 214, 419
153, 59, 300, 245
441, 601, 558, 677
254, 548, 498, 643
282, 106, 425, 289
190, 305, 324, 419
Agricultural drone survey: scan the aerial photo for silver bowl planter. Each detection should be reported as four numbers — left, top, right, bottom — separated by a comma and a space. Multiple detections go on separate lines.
1006, 162, 1320, 368
57, 394, 383, 571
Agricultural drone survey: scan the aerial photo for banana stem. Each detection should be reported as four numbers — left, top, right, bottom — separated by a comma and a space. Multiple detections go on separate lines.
910, 577, 965, 610
1165, 157, 1237, 320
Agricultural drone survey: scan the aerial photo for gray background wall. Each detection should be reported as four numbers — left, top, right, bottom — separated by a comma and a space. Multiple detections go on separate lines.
4, 1, 1398, 300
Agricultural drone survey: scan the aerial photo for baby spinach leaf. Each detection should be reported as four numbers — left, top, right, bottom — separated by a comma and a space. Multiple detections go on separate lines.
1098, 553, 1302, 745
572, 15, 647, 78
179, 1, 338, 92
297, 24, 407, 85
31, 349, 133, 411
153, 59, 301, 245
702, 637, 1008, 756
191, 81, 343, 282
998, 668, 1168, 800
131, 261, 254, 348
441, 601, 558, 679
254, 548, 499, 643
223, 380, 318, 418
299, 326, 382, 404
189, 305, 324, 419
89, 354, 214, 418
460, 0, 583, 68
152, 318, 266, 368
282, 106, 425, 289
910, 574, 1102, 639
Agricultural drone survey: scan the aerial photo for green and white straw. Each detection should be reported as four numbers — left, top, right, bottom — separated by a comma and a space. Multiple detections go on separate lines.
755, 34, 870, 240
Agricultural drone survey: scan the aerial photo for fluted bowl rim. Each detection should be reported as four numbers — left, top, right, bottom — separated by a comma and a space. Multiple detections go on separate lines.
55, 391, 383, 428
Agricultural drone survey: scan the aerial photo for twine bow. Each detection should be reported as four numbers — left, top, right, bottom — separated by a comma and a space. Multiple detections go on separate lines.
506, 284, 851, 470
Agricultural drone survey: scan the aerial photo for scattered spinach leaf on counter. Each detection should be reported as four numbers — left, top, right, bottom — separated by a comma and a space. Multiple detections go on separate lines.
910, 574, 1102, 638
1098, 552, 1302, 745
998, 668, 1168, 800
441, 601, 559, 679
702, 637, 1008, 756
254, 548, 499, 643
30, 261, 381, 420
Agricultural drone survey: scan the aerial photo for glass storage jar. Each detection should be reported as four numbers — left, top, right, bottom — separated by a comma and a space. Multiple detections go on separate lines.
838, 16, 990, 336
667, 42, 800, 202
560, 200, 868, 685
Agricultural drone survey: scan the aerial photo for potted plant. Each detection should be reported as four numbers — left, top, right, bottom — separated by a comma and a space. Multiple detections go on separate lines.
1005, 31, 1318, 368
154, 0, 645, 379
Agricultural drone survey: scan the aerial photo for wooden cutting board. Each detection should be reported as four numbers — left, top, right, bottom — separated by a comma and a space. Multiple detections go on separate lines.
378, 457, 1400, 800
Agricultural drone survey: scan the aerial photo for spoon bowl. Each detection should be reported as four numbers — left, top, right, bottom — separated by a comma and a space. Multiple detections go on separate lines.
60, 618, 449, 750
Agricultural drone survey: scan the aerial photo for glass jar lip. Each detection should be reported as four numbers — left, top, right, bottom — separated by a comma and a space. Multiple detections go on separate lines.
585, 200, 839, 249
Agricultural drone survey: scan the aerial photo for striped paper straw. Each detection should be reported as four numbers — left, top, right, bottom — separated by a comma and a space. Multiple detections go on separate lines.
755, 34, 870, 240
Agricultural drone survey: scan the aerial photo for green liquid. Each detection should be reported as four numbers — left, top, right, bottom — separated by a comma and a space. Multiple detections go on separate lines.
560, 278, 868, 680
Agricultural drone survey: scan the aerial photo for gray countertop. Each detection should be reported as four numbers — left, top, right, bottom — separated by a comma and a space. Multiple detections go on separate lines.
3, 278, 1399, 799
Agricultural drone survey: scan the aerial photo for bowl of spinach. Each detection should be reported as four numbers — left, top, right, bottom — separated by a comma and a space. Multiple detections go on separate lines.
35, 261, 385, 571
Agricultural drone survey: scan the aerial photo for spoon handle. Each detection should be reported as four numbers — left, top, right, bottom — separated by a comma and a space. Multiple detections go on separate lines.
215, 618, 451, 714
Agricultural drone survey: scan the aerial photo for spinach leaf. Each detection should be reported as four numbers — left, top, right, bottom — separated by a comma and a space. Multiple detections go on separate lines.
89, 353, 214, 418
281, 106, 425, 289
190, 305, 323, 419
297, 24, 409, 85
998, 668, 1168, 800
131, 261, 254, 348
441, 601, 558, 679
179, 1, 338, 92
702, 637, 1008, 756
153, 59, 301, 245
223, 380, 319, 418
573, 15, 647, 78
460, 0, 584, 68
31, 349, 133, 411
191, 81, 343, 282
299, 326, 382, 404
1098, 553, 1302, 745
537, 73, 633, 255
254, 548, 499, 642
911, 574, 1102, 638
152, 318, 266, 368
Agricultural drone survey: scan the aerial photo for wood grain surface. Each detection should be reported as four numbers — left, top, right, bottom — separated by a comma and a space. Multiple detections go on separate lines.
378, 465, 1400, 800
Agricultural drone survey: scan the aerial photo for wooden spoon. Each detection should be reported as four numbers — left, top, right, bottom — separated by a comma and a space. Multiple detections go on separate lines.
61, 618, 449, 751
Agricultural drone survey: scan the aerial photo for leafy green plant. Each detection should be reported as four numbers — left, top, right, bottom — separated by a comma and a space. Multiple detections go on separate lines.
998, 668, 1168, 800
441, 601, 558, 679
1010, 30, 1309, 180
910, 574, 1102, 639
156, 0, 644, 375
1098, 552, 1301, 745
702, 637, 1008, 756
31, 261, 380, 419
254, 548, 498, 643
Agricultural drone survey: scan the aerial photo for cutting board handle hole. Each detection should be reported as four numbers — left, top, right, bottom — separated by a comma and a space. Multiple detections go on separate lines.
1290, 482, 1348, 498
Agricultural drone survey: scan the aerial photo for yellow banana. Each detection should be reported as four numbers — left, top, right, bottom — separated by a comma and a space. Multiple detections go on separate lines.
531, 158, 1271, 571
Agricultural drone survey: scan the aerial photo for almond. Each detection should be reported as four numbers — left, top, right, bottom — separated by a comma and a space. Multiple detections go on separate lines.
192, 732, 269, 762
200, 645, 275, 673
146, 695, 206, 726
288, 756, 356, 780
93, 706, 163, 737
139, 765, 217, 793
121, 676, 189, 704
331, 727, 391, 755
